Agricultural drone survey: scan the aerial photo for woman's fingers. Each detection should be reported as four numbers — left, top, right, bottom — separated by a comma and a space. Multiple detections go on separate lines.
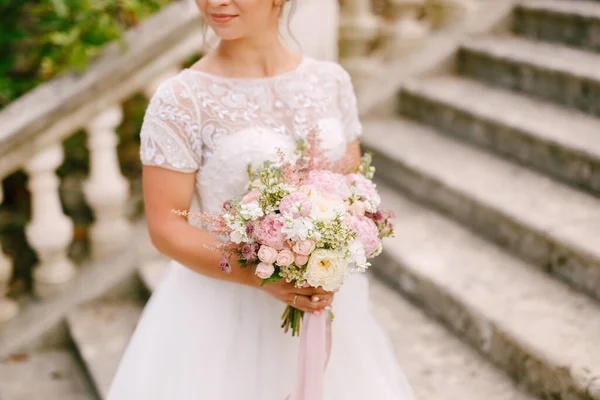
292, 285, 329, 297
287, 293, 332, 313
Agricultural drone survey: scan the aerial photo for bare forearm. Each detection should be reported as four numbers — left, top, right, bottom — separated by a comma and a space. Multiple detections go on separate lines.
150, 219, 261, 288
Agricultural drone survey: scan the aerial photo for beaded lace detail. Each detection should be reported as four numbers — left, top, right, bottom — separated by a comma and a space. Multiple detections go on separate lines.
139, 57, 362, 212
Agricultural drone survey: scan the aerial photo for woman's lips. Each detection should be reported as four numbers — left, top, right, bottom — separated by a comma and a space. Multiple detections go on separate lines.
211, 14, 237, 23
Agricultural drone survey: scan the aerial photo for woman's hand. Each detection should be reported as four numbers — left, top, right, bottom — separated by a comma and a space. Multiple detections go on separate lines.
260, 279, 335, 314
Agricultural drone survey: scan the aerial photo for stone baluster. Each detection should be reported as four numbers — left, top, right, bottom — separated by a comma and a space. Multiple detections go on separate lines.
83, 106, 133, 259
381, 0, 429, 60
339, 0, 382, 90
424, 0, 476, 30
0, 186, 18, 324
25, 144, 76, 298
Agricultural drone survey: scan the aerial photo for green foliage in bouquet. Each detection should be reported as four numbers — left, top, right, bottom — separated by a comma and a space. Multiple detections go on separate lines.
0, 0, 173, 109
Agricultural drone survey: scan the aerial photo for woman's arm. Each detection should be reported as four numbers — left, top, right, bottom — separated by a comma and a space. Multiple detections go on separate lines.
142, 165, 256, 285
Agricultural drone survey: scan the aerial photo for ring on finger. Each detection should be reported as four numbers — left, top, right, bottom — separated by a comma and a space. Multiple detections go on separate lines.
293, 295, 298, 305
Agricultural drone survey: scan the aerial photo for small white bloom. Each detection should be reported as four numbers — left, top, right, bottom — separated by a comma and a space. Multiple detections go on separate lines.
304, 249, 348, 291
281, 215, 314, 241
364, 199, 378, 213
240, 201, 264, 220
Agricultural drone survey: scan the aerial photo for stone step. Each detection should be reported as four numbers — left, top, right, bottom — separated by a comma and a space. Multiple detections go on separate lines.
399, 75, 600, 194
362, 118, 600, 301
368, 277, 534, 400
0, 350, 96, 400
513, 0, 600, 52
373, 183, 600, 400
67, 300, 143, 399
458, 36, 600, 117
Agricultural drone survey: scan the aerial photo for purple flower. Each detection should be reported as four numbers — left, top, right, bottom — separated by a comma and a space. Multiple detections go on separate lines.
222, 200, 233, 212
241, 243, 258, 260
245, 221, 256, 238
219, 257, 232, 274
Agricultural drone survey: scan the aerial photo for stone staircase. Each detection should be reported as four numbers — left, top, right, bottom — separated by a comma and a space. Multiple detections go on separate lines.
2, 1, 600, 399
362, 0, 600, 399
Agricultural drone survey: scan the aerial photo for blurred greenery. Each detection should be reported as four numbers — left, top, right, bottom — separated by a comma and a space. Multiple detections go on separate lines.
0, 0, 173, 109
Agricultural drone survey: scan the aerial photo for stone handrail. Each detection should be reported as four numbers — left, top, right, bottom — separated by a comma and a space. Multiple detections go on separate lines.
0, 0, 205, 323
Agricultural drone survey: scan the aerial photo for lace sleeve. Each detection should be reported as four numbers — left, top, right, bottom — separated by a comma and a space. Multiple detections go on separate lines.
337, 66, 363, 143
139, 77, 201, 173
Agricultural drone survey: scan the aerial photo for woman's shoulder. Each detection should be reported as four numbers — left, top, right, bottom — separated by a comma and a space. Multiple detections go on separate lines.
303, 57, 352, 83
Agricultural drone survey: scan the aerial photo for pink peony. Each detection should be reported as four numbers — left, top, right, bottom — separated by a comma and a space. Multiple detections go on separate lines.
348, 215, 380, 257
276, 249, 295, 267
258, 245, 278, 264
255, 262, 275, 279
294, 253, 309, 266
241, 188, 261, 205
279, 192, 312, 218
305, 170, 351, 199
255, 215, 286, 250
292, 239, 316, 256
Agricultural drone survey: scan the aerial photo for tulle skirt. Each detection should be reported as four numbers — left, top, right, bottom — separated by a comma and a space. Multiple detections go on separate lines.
106, 260, 414, 400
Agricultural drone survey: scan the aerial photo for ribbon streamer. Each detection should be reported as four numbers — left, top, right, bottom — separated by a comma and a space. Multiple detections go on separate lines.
288, 312, 332, 400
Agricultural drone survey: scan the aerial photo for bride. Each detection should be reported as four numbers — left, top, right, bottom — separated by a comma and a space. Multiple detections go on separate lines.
106, 0, 415, 399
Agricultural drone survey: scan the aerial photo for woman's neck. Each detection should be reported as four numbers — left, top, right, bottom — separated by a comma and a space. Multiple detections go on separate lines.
211, 35, 301, 78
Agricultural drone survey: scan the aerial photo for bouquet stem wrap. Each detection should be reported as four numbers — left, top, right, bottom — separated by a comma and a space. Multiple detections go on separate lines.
289, 312, 332, 400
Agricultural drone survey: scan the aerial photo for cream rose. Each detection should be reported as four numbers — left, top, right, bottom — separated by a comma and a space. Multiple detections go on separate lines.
304, 249, 348, 291
255, 262, 275, 279
257, 245, 278, 264
308, 190, 345, 221
276, 249, 294, 267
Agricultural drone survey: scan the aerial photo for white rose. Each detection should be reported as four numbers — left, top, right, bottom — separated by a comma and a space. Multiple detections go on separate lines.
346, 241, 371, 273
308, 191, 345, 221
255, 262, 275, 279
304, 249, 348, 291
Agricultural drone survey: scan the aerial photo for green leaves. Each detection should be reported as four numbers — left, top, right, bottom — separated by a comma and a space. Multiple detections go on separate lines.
0, 0, 172, 109
260, 270, 283, 286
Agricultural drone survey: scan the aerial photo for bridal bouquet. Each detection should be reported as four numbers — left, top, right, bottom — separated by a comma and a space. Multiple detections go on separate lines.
174, 130, 394, 336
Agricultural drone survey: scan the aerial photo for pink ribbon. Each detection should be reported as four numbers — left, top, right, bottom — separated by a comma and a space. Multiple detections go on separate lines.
288, 312, 332, 400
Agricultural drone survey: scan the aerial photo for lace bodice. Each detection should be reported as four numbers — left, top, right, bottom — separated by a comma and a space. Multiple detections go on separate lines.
139, 57, 362, 212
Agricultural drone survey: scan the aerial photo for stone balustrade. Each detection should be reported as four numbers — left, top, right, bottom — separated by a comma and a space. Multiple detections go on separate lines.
339, 0, 478, 90
0, 1, 204, 323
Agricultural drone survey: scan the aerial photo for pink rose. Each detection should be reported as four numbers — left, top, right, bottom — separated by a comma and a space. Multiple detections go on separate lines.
255, 262, 275, 279
306, 170, 351, 199
276, 249, 294, 267
279, 192, 312, 218
349, 201, 366, 216
258, 245, 278, 264
241, 189, 261, 205
292, 239, 316, 256
295, 253, 309, 266
348, 215, 380, 257
255, 215, 286, 250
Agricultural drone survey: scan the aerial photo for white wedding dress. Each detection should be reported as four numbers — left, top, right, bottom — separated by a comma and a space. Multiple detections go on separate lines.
106, 56, 415, 400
